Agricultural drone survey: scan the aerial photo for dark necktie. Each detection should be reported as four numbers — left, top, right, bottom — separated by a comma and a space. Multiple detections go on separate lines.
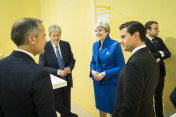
152, 39, 156, 46
56, 46, 64, 70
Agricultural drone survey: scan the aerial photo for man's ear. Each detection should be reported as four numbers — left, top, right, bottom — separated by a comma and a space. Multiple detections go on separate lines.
146, 29, 150, 33
134, 32, 139, 41
27, 36, 35, 45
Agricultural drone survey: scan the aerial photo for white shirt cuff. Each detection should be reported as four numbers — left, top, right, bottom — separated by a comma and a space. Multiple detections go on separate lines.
57, 70, 60, 75
159, 51, 164, 57
157, 58, 161, 62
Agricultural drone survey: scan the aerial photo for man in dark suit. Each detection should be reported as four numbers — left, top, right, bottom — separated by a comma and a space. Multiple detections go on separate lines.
170, 87, 176, 108
39, 24, 77, 117
145, 21, 171, 117
112, 21, 160, 117
0, 18, 57, 117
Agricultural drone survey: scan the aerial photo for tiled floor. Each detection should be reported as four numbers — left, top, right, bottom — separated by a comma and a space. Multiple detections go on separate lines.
71, 102, 94, 117
56, 102, 174, 117
56, 102, 94, 117
164, 110, 174, 117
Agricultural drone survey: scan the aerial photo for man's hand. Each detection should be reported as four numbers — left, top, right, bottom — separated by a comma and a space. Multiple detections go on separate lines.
65, 67, 71, 74
59, 70, 67, 77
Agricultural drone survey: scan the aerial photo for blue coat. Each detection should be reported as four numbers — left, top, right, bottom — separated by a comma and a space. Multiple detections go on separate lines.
90, 35, 125, 84
89, 35, 125, 114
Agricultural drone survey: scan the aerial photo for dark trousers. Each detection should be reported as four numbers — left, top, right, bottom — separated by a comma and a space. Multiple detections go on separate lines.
54, 86, 71, 117
155, 75, 165, 117
0, 105, 4, 117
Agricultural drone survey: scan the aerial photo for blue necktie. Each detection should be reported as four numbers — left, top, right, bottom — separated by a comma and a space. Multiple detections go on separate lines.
56, 46, 66, 80
56, 46, 64, 70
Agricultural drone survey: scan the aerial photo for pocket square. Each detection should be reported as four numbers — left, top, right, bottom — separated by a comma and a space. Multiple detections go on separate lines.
106, 52, 109, 54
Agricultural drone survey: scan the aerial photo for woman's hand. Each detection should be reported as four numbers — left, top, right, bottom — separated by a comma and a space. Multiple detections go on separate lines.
91, 70, 100, 81
91, 70, 106, 81
98, 72, 105, 81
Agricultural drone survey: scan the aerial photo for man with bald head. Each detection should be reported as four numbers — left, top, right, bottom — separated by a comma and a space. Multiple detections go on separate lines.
0, 18, 57, 117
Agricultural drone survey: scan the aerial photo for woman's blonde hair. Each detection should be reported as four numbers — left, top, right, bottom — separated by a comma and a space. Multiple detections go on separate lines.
95, 21, 110, 34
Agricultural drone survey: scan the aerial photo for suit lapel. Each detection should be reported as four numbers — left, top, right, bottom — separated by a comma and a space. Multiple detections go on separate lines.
93, 41, 101, 72
59, 41, 65, 65
127, 47, 148, 63
145, 37, 157, 51
48, 41, 59, 67
96, 41, 101, 64
154, 38, 159, 49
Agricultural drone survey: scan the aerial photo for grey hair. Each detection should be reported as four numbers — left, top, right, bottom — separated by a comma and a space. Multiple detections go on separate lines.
11, 18, 42, 46
95, 21, 110, 34
48, 24, 61, 36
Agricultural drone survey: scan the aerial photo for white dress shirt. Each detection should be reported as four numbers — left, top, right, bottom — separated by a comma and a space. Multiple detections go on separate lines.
51, 42, 64, 75
146, 35, 164, 57
130, 45, 146, 57
14, 48, 34, 60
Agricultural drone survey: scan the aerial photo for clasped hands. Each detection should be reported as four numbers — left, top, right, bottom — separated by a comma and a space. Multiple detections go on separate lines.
91, 70, 105, 81
59, 67, 71, 77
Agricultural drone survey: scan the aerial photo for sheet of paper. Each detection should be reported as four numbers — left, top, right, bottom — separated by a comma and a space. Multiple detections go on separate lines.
50, 74, 67, 89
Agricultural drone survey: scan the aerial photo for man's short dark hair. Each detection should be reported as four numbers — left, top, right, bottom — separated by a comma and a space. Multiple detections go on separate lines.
145, 21, 158, 31
11, 18, 42, 46
119, 21, 146, 42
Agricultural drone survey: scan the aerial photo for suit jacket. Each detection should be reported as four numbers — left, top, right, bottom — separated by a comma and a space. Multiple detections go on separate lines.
39, 40, 75, 87
89, 35, 125, 84
145, 36, 171, 76
0, 51, 57, 117
112, 47, 160, 117
170, 87, 176, 108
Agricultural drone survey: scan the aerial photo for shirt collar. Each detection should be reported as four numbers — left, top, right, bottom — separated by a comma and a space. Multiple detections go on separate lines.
98, 35, 111, 46
51, 41, 60, 48
146, 35, 153, 41
130, 45, 146, 57
14, 48, 34, 60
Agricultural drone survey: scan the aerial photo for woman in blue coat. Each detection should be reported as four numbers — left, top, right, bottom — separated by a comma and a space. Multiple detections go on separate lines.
90, 22, 125, 116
